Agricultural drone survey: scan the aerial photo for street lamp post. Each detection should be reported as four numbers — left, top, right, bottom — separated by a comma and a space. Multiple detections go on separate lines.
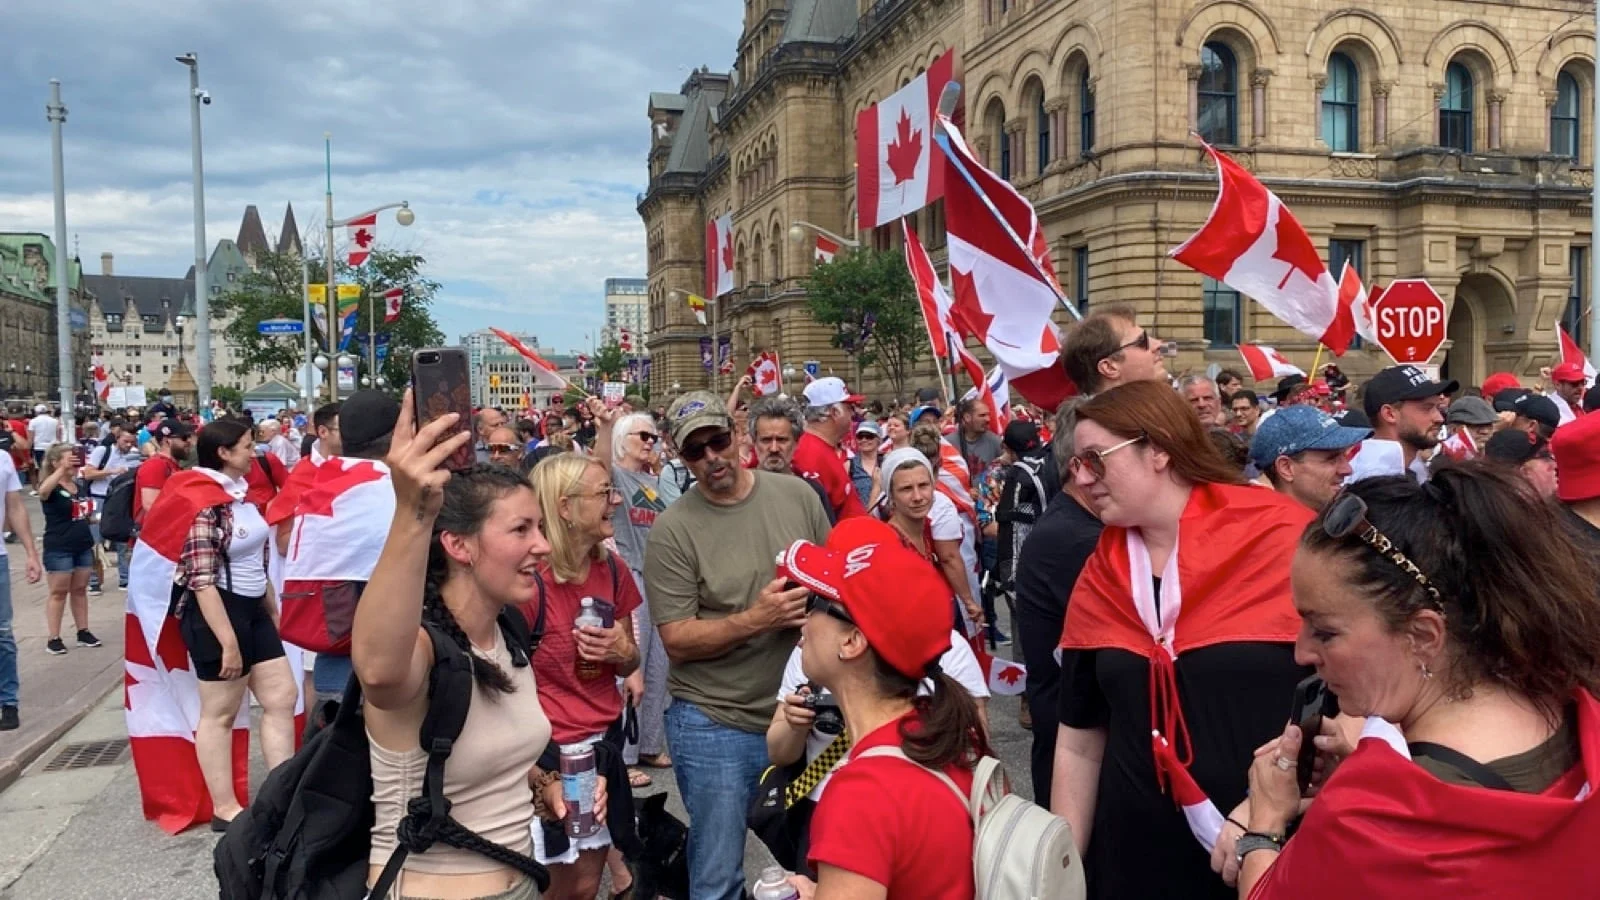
46, 79, 75, 436
176, 53, 212, 408
788, 221, 860, 252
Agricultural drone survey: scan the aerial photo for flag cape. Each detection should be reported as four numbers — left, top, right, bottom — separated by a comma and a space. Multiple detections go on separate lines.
492, 327, 569, 391
1238, 345, 1305, 383
1248, 690, 1600, 899
1060, 482, 1312, 850
278, 458, 394, 653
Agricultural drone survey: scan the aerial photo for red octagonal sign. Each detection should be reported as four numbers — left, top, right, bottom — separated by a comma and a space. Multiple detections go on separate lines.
1370, 278, 1447, 364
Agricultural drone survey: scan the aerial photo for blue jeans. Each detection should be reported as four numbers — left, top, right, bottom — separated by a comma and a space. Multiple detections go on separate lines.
664, 700, 769, 900
313, 652, 353, 695
0, 555, 16, 706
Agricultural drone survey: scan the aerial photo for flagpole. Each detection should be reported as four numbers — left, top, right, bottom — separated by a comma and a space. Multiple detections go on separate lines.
1309, 344, 1325, 383
324, 133, 341, 403
301, 252, 312, 408
367, 287, 377, 378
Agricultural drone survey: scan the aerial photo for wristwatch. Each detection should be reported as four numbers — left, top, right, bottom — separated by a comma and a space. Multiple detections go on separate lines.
1234, 831, 1284, 869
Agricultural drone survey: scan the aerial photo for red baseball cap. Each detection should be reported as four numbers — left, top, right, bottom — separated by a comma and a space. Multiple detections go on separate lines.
1481, 372, 1521, 398
1552, 411, 1600, 503
1552, 362, 1589, 385
776, 517, 952, 679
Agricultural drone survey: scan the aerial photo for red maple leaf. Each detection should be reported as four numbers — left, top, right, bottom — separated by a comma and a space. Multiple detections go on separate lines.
949, 268, 995, 343
885, 109, 922, 185
720, 234, 733, 276
298, 458, 386, 519
354, 227, 375, 249
996, 664, 1022, 686
1269, 200, 1325, 291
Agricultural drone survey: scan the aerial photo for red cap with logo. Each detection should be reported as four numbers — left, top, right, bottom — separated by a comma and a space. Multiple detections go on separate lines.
775, 517, 952, 679
1552, 362, 1589, 385
1552, 411, 1600, 503
1481, 372, 1522, 398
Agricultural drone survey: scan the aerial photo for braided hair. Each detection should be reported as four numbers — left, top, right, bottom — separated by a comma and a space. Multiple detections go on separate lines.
423, 464, 535, 696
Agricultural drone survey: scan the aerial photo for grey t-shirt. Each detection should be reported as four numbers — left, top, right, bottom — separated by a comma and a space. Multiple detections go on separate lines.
947, 431, 1003, 475
644, 470, 831, 733
611, 464, 666, 574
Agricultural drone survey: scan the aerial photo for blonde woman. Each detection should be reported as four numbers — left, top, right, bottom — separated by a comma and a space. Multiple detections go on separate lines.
525, 453, 643, 900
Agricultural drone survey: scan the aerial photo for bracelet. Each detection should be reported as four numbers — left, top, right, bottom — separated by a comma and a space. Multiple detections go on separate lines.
1225, 816, 1246, 831
1243, 830, 1284, 846
530, 768, 562, 818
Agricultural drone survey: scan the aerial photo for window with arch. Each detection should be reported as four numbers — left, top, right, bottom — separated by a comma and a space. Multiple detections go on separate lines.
998, 112, 1012, 180
1323, 53, 1359, 152
1080, 70, 1096, 153
1553, 69, 1581, 161
1197, 43, 1238, 145
769, 236, 782, 284
1569, 246, 1588, 352
1441, 61, 1474, 152
1202, 276, 1241, 346
1036, 91, 1051, 173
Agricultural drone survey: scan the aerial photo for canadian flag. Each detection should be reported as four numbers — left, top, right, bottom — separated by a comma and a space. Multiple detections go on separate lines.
1237, 345, 1305, 383
961, 366, 1011, 434
91, 354, 110, 402
619, 328, 633, 353
705, 213, 734, 298
492, 327, 569, 391
279, 458, 395, 653
941, 113, 1078, 412
127, 472, 305, 833
345, 214, 378, 267
857, 50, 954, 230
1337, 261, 1378, 344
1438, 428, 1479, 462
380, 287, 403, 324
1559, 324, 1597, 386
815, 235, 840, 264
745, 351, 782, 397
903, 220, 963, 362
1171, 143, 1355, 354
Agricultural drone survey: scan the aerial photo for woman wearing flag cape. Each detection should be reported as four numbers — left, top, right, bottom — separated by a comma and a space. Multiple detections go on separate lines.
1234, 465, 1600, 898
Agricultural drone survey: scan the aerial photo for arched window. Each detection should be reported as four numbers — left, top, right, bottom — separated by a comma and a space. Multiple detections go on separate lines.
1553, 69, 1581, 161
1036, 91, 1051, 173
769, 236, 782, 284
1441, 61, 1474, 152
997, 111, 1012, 180
1323, 53, 1359, 152
1202, 276, 1241, 346
1197, 43, 1238, 145
1080, 69, 1096, 153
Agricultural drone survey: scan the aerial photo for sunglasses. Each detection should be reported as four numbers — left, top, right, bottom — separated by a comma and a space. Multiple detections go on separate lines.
805, 592, 856, 627
1068, 434, 1146, 480
486, 442, 520, 455
1323, 493, 1443, 608
633, 431, 659, 443
680, 430, 734, 462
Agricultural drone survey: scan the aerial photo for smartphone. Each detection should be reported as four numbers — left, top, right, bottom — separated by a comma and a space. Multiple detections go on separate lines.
1289, 674, 1340, 794
72, 447, 86, 467
410, 348, 476, 471
592, 598, 617, 630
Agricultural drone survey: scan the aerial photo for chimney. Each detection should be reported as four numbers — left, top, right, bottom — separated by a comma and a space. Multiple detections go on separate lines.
100, 252, 113, 276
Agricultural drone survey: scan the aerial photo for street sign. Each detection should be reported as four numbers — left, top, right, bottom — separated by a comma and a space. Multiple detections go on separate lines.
1370, 279, 1447, 365
258, 318, 305, 335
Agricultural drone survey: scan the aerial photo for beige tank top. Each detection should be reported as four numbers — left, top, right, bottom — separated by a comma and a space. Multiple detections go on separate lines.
368, 629, 552, 874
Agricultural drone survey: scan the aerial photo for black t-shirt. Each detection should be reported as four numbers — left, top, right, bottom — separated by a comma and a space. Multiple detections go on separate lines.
1563, 505, 1600, 558
1059, 637, 1308, 899
41, 485, 94, 554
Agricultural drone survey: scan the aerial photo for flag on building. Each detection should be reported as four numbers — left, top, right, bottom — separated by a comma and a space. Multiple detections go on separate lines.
856, 49, 955, 230
381, 287, 404, 324
619, 328, 633, 352
705, 213, 734, 297
1171, 143, 1354, 354
717, 335, 734, 375
815, 234, 840, 264
939, 111, 1077, 411
686, 293, 709, 326
491, 327, 569, 391
641, 357, 652, 384
1237, 345, 1306, 383
746, 351, 782, 397
699, 336, 713, 371
345, 214, 378, 267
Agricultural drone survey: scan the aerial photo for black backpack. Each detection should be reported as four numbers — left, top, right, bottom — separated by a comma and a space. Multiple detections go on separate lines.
213, 610, 550, 900
97, 469, 141, 543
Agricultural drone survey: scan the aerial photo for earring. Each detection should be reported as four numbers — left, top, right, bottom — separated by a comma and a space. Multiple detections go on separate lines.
1420, 663, 1433, 680
838, 651, 846, 661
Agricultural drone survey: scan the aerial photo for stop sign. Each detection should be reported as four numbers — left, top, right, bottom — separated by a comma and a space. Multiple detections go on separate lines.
1370, 278, 1447, 364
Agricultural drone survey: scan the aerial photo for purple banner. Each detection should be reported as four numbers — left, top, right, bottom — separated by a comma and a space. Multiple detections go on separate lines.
641, 357, 652, 384
700, 336, 713, 371
717, 335, 733, 375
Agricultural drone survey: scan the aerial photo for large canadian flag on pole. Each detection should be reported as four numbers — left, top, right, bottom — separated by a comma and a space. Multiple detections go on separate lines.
1171, 143, 1355, 354
856, 50, 954, 230
939, 111, 1077, 411
91, 354, 110, 402
903, 219, 964, 365
1237, 345, 1305, 383
381, 287, 404, 324
345, 214, 378, 267
705, 213, 734, 298
492, 327, 570, 391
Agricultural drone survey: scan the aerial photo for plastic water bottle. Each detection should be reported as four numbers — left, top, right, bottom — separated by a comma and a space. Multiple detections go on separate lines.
752, 866, 800, 900
575, 597, 604, 680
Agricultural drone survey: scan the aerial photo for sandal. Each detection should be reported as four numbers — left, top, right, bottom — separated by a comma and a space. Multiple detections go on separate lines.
628, 767, 653, 789
637, 752, 673, 768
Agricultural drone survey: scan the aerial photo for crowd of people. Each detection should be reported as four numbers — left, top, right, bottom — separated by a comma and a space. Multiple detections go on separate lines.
1, 307, 1599, 898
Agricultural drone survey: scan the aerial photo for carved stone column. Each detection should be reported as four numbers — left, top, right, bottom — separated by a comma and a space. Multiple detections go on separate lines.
1488, 90, 1508, 151
1251, 69, 1272, 143
1044, 98, 1070, 165
1185, 63, 1204, 135
1005, 117, 1027, 178
1313, 74, 1327, 144
1431, 83, 1445, 145
1373, 82, 1393, 146
974, 136, 992, 171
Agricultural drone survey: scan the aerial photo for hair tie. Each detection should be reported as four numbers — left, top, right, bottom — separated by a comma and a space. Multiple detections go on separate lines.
924, 659, 944, 679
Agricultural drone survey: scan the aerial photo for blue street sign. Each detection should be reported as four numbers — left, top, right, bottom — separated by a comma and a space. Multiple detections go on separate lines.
69, 309, 88, 332
804, 360, 820, 378
258, 318, 304, 335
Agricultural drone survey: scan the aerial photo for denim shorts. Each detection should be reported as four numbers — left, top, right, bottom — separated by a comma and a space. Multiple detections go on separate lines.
43, 547, 94, 573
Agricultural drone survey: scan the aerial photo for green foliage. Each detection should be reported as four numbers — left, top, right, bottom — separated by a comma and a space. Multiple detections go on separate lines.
593, 343, 627, 380
803, 247, 925, 398
211, 385, 243, 409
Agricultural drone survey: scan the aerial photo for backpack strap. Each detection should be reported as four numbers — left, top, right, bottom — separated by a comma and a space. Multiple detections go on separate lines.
1407, 742, 1517, 792
855, 746, 973, 820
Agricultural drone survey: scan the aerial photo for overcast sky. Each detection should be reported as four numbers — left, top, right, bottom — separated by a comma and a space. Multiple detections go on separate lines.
0, 1, 739, 353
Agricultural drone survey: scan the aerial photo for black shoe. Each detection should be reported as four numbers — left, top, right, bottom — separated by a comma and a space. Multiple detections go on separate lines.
76, 630, 102, 648
211, 816, 234, 833
46, 638, 68, 655
87, 583, 102, 597
0, 706, 17, 731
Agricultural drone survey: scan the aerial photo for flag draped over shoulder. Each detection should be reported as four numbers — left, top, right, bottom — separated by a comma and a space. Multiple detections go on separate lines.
279, 458, 394, 654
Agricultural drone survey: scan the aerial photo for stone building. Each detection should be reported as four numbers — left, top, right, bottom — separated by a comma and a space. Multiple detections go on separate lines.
640, 0, 1595, 400
0, 234, 92, 405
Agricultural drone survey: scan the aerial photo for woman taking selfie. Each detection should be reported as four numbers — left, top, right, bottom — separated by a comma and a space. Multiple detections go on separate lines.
36, 443, 99, 654
1052, 381, 1314, 899
354, 393, 603, 900
877, 448, 985, 629
1236, 465, 1600, 898
525, 452, 642, 900
776, 516, 990, 898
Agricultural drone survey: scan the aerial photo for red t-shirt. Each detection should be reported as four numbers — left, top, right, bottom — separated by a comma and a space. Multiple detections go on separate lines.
791, 431, 867, 520
807, 714, 976, 897
519, 555, 642, 744
133, 454, 182, 521
243, 453, 289, 515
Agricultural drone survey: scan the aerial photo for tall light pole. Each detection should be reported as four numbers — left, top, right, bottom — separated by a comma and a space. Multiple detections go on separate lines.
176, 52, 211, 408
47, 80, 75, 434
1591, 0, 1600, 358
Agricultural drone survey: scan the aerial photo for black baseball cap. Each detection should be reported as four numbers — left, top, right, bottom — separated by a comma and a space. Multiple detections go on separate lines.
1484, 428, 1551, 465
341, 390, 401, 451
1492, 388, 1531, 413
153, 419, 194, 440
1362, 366, 1459, 418
1330, 408, 1372, 429
1511, 392, 1561, 431
1002, 421, 1041, 454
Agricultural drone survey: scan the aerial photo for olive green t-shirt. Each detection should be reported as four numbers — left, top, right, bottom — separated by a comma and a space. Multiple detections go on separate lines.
644, 470, 831, 733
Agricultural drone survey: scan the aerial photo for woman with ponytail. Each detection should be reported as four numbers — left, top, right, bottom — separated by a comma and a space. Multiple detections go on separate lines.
354, 390, 604, 900
773, 516, 990, 899
1236, 463, 1600, 898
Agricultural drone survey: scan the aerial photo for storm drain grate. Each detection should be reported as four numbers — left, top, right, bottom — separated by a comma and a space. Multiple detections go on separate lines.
41, 738, 129, 772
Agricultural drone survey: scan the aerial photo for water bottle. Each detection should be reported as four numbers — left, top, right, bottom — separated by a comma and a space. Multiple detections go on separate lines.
559, 744, 600, 838
752, 866, 800, 900
575, 597, 605, 680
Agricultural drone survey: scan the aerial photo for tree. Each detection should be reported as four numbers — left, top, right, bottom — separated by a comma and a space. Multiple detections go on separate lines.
213, 247, 445, 392
211, 385, 244, 409
804, 247, 925, 398
593, 343, 627, 380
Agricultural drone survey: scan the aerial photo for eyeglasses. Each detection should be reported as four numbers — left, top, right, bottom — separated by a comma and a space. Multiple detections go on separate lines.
805, 592, 856, 627
1068, 434, 1147, 479
1323, 493, 1443, 608
579, 485, 621, 501
632, 431, 659, 444
486, 443, 520, 455
680, 430, 734, 462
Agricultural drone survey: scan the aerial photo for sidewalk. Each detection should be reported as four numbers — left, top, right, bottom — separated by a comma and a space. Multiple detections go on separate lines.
0, 493, 126, 792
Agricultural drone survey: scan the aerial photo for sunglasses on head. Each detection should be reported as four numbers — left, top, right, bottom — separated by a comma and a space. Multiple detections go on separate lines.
1323, 493, 1443, 609
680, 430, 734, 462
805, 592, 856, 627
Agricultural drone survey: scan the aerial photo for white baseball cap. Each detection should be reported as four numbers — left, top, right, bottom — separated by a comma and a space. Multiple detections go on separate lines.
34, 404, 48, 414
802, 376, 863, 408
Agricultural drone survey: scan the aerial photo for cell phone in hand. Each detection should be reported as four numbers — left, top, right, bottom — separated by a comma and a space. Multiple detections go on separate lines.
1289, 674, 1340, 794
592, 598, 616, 629
410, 348, 476, 471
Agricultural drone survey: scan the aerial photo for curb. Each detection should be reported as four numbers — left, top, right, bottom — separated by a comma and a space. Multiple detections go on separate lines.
0, 668, 122, 794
